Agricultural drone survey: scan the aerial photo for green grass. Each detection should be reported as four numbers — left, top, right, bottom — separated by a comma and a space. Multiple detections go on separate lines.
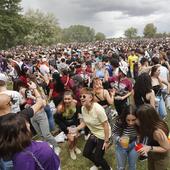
59, 112, 170, 170
59, 136, 148, 170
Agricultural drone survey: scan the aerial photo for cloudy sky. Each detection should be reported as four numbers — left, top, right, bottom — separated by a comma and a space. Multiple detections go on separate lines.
21, 0, 170, 37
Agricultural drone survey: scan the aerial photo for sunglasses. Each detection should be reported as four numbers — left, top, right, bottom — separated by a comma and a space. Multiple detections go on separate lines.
80, 95, 87, 99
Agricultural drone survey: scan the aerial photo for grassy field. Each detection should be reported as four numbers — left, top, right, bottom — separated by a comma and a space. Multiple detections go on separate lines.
59, 112, 170, 170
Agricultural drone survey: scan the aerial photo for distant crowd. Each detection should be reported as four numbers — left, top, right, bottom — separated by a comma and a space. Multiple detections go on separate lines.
0, 39, 170, 170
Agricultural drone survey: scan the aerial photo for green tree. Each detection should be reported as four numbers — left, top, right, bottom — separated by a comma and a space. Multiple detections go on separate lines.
124, 27, 138, 38
143, 23, 157, 38
95, 32, 106, 41
62, 25, 95, 43
0, 0, 29, 49
24, 9, 62, 45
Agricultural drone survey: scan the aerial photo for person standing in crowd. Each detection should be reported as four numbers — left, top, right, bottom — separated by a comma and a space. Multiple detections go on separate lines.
93, 61, 109, 83
93, 77, 114, 108
133, 73, 156, 108
110, 58, 119, 77
138, 58, 151, 75
0, 81, 44, 170
151, 65, 168, 119
92, 77, 115, 127
112, 105, 138, 170
108, 66, 132, 115
0, 113, 60, 170
135, 104, 170, 170
48, 72, 65, 106
128, 49, 138, 78
0, 73, 23, 113
75, 87, 112, 170
55, 90, 81, 160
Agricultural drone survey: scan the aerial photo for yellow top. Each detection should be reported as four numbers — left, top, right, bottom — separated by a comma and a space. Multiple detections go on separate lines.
63, 105, 76, 119
81, 102, 111, 140
128, 55, 138, 71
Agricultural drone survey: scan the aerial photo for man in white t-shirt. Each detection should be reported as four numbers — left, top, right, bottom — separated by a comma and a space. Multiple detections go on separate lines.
39, 58, 50, 76
0, 73, 23, 113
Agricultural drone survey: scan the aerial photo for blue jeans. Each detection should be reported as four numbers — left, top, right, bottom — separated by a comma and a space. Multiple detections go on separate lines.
115, 141, 138, 170
156, 96, 167, 119
0, 159, 13, 170
44, 105, 55, 131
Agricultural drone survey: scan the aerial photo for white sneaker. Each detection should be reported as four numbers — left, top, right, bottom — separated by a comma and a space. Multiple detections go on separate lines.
54, 146, 61, 155
90, 165, 98, 170
110, 167, 113, 170
70, 149, 76, 160
74, 147, 81, 154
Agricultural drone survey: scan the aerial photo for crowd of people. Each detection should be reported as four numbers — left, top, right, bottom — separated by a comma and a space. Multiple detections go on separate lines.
0, 38, 170, 170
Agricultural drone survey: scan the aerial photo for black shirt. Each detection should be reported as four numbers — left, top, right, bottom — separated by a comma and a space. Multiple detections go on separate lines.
0, 107, 34, 123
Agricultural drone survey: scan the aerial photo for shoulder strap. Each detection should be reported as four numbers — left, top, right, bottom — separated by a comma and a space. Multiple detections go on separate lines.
26, 151, 45, 170
95, 93, 102, 101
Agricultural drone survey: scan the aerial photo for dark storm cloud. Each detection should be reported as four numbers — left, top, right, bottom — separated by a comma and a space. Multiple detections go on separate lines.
21, 0, 170, 37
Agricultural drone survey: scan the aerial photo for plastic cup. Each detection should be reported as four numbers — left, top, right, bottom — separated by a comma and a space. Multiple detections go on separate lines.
135, 143, 143, 151
135, 143, 148, 161
69, 125, 77, 136
120, 136, 129, 149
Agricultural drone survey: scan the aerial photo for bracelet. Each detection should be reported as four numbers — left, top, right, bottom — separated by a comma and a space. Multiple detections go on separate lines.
104, 140, 110, 144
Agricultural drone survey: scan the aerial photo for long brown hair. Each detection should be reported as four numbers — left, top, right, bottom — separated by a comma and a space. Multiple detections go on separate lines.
135, 104, 169, 139
59, 90, 74, 113
0, 113, 32, 158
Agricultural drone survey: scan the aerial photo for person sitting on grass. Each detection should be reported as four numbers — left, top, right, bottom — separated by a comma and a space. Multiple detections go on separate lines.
55, 90, 81, 160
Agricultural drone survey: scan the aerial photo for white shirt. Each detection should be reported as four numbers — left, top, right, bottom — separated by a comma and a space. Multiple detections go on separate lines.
39, 64, 50, 76
160, 65, 169, 89
0, 90, 22, 113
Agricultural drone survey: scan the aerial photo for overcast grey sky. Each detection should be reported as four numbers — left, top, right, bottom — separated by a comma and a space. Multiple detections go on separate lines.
21, 0, 170, 37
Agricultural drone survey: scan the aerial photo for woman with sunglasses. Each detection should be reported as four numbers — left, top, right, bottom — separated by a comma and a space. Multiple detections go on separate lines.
74, 87, 112, 170
54, 90, 81, 160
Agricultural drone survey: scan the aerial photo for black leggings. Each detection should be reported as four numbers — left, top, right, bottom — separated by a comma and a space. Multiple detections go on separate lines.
83, 134, 110, 170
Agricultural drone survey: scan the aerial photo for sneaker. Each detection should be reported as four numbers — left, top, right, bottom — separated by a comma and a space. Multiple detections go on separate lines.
74, 147, 81, 154
54, 146, 61, 155
70, 149, 76, 160
110, 167, 113, 170
90, 165, 98, 170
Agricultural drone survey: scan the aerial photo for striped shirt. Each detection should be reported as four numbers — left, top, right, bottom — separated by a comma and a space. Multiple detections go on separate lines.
112, 117, 137, 143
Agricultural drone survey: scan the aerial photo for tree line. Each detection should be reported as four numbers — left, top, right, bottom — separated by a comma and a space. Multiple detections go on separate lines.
0, 0, 106, 49
0, 0, 170, 50
124, 23, 170, 39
